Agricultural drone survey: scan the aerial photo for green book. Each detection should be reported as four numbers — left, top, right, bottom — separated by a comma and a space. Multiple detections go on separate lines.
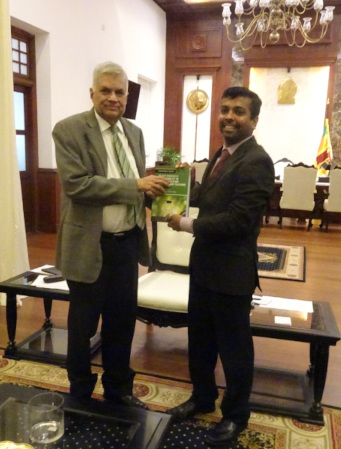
151, 166, 191, 221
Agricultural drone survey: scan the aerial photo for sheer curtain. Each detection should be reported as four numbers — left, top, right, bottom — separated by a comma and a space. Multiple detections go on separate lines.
0, 0, 29, 306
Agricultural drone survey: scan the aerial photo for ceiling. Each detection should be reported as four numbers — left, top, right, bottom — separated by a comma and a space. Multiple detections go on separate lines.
153, 0, 341, 15
152, 0, 224, 14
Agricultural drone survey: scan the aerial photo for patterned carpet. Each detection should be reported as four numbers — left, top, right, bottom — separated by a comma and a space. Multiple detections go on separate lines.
1, 356, 340, 448
257, 243, 306, 281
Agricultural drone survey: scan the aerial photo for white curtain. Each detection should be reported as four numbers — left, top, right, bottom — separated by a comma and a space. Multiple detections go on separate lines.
0, 0, 30, 305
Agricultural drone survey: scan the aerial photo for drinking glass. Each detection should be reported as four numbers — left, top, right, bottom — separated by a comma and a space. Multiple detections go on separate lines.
28, 392, 64, 444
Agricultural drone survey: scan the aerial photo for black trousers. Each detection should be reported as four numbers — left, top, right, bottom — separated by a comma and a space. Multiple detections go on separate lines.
188, 277, 254, 424
66, 229, 140, 399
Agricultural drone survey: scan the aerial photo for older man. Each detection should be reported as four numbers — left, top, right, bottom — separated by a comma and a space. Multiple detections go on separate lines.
53, 61, 168, 407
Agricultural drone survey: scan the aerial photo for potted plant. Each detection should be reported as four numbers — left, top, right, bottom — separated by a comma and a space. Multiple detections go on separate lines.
156, 146, 182, 167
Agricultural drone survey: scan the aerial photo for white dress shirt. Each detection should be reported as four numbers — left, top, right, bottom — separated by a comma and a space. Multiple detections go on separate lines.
94, 111, 140, 232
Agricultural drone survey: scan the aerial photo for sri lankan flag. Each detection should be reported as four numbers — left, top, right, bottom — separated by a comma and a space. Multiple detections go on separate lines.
315, 118, 332, 177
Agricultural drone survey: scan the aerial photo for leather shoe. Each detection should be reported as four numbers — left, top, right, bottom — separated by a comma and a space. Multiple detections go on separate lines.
105, 393, 149, 410
168, 397, 215, 421
205, 419, 247, 445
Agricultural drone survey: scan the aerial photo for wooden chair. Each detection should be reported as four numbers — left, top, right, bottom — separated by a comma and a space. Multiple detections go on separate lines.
279, 163, 318, 231
321, 167, 341, 232
137, 208, 199, 328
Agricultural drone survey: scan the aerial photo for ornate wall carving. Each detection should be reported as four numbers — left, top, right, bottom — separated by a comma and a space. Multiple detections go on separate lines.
330, 27, 341, 163
231, 59, 244, 87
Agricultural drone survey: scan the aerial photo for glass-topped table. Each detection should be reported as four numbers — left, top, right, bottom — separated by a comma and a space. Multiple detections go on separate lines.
0, 271, 340, 425
0, 271, 101, 366
0, 383, 171, 449
248, 297, 340, 425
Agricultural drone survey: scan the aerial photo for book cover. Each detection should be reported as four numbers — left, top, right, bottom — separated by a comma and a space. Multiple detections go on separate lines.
151, 166, 191, 221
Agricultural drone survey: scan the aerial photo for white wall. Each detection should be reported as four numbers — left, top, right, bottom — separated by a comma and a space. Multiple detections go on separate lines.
250, 67, 330, 166
9, 0, 166, 169
136, 75, 155, 167
181, 75, 213, 163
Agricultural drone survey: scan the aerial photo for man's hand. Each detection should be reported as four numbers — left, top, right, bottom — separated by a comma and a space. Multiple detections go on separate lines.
137, 175, 169, 199
175, 161, 196, 186
167, 214, 182, 231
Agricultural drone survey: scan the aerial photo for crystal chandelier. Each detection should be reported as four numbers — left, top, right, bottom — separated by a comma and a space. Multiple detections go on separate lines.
222, 0, 335, 50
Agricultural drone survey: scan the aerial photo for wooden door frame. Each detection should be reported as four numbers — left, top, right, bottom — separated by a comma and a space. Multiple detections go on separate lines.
12, 26, 38, 232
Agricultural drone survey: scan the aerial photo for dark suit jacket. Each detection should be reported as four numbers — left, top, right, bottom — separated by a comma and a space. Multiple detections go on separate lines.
190, 136, 274, 296
52, 109, 150, 283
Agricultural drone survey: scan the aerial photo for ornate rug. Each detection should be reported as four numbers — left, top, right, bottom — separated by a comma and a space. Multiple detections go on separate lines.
257, 243, 306, 281
1, 356, 340, 448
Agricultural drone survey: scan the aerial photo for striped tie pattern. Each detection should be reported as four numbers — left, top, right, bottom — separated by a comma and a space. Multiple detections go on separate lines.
111, 125, 145, 229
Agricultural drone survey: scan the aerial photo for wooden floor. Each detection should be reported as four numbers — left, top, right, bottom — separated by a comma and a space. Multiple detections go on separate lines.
0, 217, 340, 408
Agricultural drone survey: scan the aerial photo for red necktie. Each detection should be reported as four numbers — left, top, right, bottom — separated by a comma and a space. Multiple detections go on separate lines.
208, 149, 230, 182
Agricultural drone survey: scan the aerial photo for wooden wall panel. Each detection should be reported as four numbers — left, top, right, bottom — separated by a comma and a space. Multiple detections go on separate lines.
244, 14, 341, 69
164, 13, 233, 158
175, 25, 222, 59
37, 169, 60, 233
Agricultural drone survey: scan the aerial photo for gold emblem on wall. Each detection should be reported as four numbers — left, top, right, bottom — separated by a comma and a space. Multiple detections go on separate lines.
187, 89, 209, 114
278, 77, 297, 104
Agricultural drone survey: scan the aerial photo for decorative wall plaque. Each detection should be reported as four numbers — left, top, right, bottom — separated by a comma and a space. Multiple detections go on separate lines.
278, 77, 297, 104
191, 34, 207, 52
186, 89, 209, 114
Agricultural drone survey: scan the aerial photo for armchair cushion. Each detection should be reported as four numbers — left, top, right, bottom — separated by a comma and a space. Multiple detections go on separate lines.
138, 271, 189, 313
156, 222, 194, 266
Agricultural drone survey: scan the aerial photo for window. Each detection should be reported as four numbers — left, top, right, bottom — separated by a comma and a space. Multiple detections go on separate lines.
13, 89, 26, 171
12, 37, 28, 76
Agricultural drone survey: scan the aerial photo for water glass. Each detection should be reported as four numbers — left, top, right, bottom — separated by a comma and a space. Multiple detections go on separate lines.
28, 392, 64, 444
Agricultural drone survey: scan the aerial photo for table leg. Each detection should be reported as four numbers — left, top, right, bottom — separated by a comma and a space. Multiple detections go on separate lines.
43, 298, 53, 329
309, 343, 329, 420
5, 292, 17, 353
307, 342, 316, 377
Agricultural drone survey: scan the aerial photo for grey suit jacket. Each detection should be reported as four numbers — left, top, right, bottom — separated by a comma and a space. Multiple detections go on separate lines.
52, 109, 150, 283
190, 136, 274, 296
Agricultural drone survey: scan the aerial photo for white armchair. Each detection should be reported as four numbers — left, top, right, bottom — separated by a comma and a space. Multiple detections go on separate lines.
279, 164, 318, 230
137, 208, 199, 327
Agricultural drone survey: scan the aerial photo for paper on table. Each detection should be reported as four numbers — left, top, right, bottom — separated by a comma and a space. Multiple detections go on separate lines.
275, 316, 292, 326
31, 275, 69, 291
257, 296, 313, 313
30, 265, 69, 291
